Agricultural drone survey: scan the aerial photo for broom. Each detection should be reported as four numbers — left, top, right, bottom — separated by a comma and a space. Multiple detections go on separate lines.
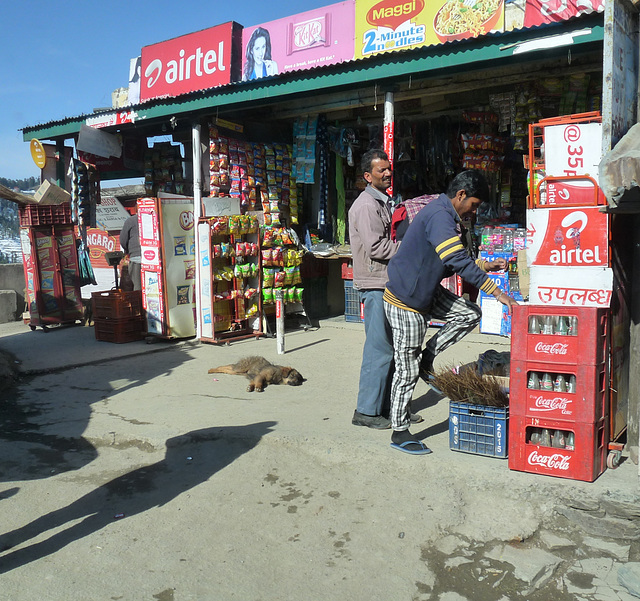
432, 366, 509, 408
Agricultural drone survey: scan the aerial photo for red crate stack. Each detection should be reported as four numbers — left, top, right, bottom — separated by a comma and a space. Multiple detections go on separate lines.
509, 305, 610, 482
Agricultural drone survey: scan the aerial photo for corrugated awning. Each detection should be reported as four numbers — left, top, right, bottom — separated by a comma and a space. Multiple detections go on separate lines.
22, 13, 605, 142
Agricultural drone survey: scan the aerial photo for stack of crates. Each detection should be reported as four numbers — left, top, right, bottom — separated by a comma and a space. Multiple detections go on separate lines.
508, 305, 609, 482
92, 290, 145, 343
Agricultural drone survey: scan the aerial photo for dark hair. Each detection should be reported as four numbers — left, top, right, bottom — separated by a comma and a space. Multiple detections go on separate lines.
361, 149, 389, 174
243, 27, 273, 81
446, 170, 490, 203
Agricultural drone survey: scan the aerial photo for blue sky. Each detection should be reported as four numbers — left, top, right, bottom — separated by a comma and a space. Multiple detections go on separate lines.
0, 0, 331, 182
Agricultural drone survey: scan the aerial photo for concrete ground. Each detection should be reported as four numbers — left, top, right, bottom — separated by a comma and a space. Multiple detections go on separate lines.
0, 318, 639, 600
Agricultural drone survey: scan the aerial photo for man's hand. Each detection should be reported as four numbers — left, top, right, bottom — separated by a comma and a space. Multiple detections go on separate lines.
494, 290, 519, 314
485, 257, 508, 271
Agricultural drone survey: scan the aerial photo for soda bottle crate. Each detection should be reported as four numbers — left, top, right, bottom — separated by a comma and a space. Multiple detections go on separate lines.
510, 359, 609, 424
508, 414, 608, 482
94, 316, 145, 343
344, 280, 364, 323
449, 401, 508, 459
19, 203, 73, 227
511, 305, 609, 366
91, 290, 143, 320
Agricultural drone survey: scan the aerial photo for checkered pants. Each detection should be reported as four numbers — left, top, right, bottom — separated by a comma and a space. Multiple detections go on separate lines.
383, 285, 482, 430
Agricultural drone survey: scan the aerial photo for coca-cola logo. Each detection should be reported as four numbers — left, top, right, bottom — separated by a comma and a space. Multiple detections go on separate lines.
532, 396, 572, 413
534, 341, 569, 355
528, 450, 570, 470
143, 249, 157, 261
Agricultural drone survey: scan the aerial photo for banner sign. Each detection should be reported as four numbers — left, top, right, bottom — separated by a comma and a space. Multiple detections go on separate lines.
242, 1, 355, 80
544, 122, 602, 184
355, 0, 505, 58
141, 22, 241, 101
529, 265, 613, 307
524, 0, 604, 28
526, 206, 609, 267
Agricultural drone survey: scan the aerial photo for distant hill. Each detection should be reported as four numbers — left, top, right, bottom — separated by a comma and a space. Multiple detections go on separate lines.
0, 177, 37, 262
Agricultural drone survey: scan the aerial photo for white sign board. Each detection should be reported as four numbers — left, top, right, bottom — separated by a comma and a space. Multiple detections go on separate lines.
77, 123, 122, 158
544, 122, 602, 184
96, 196, 132, 231
529, 265, 613, 307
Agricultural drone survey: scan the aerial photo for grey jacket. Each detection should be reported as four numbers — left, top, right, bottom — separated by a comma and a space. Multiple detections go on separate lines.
348, 185, 399, 290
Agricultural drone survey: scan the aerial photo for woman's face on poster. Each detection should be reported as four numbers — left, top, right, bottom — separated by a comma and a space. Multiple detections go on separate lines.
252, 36, 267, 64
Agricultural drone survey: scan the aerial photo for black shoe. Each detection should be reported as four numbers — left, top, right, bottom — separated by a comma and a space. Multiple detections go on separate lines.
352, 411, 391, 429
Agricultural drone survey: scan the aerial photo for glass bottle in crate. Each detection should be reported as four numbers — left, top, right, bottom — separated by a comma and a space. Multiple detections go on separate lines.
542, 315, 554, 335
529, 428, 541, 444
553, 374, 567, 393
566, 432, 575, 450
527, 371, 540, 389
541, 373, 553, 391
528, 315, 541, 334
551, 430, 566, 448
568, 316, 578, 336
540, 429, 552, 447
568, 374, 577, 394
556, 316, 569, 336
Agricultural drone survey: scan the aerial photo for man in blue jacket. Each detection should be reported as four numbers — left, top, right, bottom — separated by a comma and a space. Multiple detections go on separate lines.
383, 170, 518, 454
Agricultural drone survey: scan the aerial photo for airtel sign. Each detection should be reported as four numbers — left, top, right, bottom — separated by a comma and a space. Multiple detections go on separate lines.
141, 22, 242, 102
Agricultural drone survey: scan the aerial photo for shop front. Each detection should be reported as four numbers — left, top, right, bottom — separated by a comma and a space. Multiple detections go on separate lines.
19, 0, 639, 476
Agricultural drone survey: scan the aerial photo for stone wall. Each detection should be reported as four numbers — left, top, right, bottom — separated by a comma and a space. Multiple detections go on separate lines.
0, 264, 25, 323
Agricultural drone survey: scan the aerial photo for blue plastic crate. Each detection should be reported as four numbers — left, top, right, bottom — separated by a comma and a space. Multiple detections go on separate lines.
449, 401, 508, 458
344, 280, 364, 323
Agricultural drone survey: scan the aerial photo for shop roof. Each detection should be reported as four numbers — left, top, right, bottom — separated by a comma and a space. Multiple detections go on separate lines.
22, 13, 604, 143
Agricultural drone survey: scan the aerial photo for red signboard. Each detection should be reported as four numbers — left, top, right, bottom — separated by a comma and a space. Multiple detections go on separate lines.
526, 206, 609, 268
141, 22, 241, 102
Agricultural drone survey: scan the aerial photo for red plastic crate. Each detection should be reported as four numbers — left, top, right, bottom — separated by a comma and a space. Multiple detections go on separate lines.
510, 359, 609, 424
511, 305, 609, 366
508, 415, 607, 482
341, 261, 353, 280
92, 290, 143, 320
19, 203, 73, 226
94, 316, 145, 343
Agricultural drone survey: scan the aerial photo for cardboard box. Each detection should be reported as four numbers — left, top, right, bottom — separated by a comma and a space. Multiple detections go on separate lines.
34, 180, 71, 205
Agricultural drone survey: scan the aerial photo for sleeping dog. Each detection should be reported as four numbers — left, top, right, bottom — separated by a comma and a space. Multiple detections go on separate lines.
208, 356, 304, 392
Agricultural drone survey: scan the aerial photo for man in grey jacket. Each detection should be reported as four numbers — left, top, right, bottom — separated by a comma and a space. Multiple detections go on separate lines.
348, 149, 400, 429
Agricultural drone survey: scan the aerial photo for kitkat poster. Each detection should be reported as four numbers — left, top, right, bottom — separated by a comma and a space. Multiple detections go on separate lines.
242, 1, 355, 81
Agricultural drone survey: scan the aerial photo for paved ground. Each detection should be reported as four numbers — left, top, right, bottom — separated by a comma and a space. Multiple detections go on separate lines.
0, 318, 639, 600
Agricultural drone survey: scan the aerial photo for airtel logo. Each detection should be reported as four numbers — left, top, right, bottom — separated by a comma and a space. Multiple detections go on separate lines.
145, 42, 227, 89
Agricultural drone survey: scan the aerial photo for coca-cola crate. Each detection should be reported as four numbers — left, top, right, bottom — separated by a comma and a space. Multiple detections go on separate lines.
94, 316, 145, 343
92, 290, 143, 320
19, 203, 73, 226
510, 359, 609, 424
511, 305, 609, 366
508, 415, 608, 482
341, 261, 353, 280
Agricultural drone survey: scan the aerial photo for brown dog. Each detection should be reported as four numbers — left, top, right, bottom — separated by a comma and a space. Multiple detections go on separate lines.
208, 356, 304, 392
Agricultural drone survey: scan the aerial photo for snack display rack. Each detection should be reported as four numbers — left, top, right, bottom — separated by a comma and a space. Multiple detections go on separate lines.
198, 215, 263, 344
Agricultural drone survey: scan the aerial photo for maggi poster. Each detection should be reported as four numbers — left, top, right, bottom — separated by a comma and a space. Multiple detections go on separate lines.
355, 0, 505, 58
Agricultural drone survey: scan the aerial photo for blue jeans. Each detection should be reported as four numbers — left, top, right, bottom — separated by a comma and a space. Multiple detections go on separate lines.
356, 289, 394, 417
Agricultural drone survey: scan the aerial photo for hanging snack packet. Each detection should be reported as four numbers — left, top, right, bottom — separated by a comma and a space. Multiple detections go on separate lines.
274, 270, 286, 287
294, 287, 304, 303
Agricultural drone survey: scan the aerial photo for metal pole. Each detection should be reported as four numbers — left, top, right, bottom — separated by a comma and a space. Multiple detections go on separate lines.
192, 122, 203, 340
383, 91, 395, 196
275, 288, 285, 355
